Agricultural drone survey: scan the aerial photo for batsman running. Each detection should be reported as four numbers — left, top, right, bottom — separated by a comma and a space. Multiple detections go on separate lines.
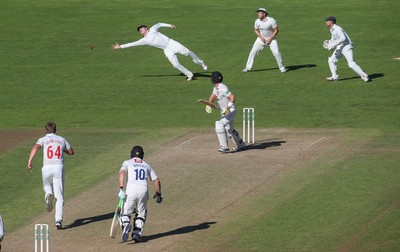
208, 71, 246, 153
117, 146, 163, 243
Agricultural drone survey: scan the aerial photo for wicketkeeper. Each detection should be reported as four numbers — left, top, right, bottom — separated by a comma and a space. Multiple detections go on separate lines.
323, 16, 369, 82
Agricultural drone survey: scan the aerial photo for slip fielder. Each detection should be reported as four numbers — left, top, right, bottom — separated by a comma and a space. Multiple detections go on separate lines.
243, 8, 286, 73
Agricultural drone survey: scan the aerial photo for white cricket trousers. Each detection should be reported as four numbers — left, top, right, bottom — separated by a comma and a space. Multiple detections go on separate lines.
328, 44, 367, 78
245, 37, 284, 70
42, 165, 64, 222
163, 39, 204, 78
123, 186, 149, 221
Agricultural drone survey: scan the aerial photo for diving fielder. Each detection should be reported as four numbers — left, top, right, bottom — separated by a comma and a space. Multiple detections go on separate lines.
208, 71, 246, 153
28, 122, 74, 229
118, 146, 163, 243
323, 16, 369, 82
112, 23, 208, 81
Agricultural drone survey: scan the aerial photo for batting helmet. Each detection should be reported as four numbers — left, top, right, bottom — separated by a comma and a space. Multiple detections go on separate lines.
211, 71, 223, 84
131, 145, 144, 159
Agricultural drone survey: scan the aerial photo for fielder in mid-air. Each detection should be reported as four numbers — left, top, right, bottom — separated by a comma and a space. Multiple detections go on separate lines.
208, 71, 246, 153
112, 22, 208, 81
242, 8, 286, 73
117, 145, 163, 243
323, 16, 369, 82
28, 122, 74, 229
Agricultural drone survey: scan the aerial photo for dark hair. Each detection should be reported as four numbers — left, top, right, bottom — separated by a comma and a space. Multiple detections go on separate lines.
45, 122, 57, 133
137, 25, 147, 32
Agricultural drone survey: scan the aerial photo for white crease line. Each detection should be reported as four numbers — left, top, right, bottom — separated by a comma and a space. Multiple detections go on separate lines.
303, 137, 327, 150
175, 136, 198, 148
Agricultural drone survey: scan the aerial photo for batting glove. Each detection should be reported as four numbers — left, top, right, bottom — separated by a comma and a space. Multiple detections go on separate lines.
118, 189, 127, 200
205, 105, 212, 114
220, 106, 231, 116
153, 192, 163, 203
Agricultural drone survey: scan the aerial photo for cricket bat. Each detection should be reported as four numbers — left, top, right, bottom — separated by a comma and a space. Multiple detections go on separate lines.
197, 99, 219, 110
110, 198, 123, 239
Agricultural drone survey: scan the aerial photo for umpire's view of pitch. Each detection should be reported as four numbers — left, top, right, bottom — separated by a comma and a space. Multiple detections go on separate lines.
4, 129, 346, 251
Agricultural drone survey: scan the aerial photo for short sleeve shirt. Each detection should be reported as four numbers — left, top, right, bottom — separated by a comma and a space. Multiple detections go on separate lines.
213, 83, 236, 111
120, 157, 158, 189
36, 133, 72, 166
254, 17, 277, 38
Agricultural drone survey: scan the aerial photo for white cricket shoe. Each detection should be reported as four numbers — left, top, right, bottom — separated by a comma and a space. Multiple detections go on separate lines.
201, 63, 208, 71
122, 223, 131, 242
242, 68, 250, 73
279, 67, 287, 73
186, 76, 194, 81
45, 193, 54, 212
218, 147, 229, 153
326, 76, 339, 81
361, 74, 369, 82
55, 221, 63, 230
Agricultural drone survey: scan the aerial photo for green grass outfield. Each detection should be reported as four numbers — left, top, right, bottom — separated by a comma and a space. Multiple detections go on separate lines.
1, 0, 399, 250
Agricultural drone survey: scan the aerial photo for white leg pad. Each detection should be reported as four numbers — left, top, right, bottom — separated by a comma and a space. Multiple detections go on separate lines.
328, 56, 338, 78
215, 121, 228, 148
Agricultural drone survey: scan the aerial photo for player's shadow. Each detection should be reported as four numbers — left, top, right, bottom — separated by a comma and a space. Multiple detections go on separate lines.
134, 222, 217, 243
339, 73, 384, 82
252, 64, 316, 73
286, 64, 317, 72
142, 72, 211, 80
244, 139, 286, 151
63, 212, 114, 229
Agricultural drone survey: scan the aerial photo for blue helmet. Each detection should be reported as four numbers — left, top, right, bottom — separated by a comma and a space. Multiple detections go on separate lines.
211, 71, 223, 84
131, 145, 144, 159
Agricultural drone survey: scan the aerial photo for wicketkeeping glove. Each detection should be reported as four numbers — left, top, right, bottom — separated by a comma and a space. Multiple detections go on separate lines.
153, 192, 163, 203
118, 189, 127, 200
323, 40, 329, 49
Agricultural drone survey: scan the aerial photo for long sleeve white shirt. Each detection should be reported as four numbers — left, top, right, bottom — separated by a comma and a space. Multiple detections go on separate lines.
120, 23, 172, 50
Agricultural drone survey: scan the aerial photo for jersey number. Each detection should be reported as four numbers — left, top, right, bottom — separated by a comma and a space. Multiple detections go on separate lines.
47, 146, 61, 159
134, 169, 145, 180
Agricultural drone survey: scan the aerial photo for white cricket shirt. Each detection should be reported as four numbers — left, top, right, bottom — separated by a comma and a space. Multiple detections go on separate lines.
120, 157, 158, 189
36, 133, 72, 166
329, 24, 352, 48
254, 17, 277, 38
120, 23, 172, 50
213, 83, 236, 111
